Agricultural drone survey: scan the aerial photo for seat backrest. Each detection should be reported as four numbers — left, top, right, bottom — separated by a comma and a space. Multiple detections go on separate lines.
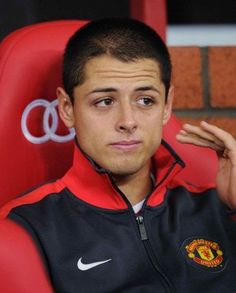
130, 0, 167, 41
0, 20, 87, 206
0, 20, 217, 207
162, 115, 217, 187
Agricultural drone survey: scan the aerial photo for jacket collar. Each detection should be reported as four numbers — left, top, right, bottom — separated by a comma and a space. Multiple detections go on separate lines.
60, 139, 185, 210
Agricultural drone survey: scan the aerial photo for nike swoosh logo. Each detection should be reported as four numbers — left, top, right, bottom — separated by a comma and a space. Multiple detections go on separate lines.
77, 257, 112, 271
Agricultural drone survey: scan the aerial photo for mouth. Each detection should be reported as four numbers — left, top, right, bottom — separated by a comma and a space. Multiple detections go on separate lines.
109, 140, 142, 151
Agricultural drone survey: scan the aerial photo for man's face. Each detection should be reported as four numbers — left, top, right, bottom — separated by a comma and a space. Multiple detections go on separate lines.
58, 55, 173, 177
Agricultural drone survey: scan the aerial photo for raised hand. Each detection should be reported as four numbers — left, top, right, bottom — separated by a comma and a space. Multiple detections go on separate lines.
176, 121, 236, 209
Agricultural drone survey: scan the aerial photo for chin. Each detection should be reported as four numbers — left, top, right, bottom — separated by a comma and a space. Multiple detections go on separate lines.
108, 163, 145, 178
99, 154, 151, 177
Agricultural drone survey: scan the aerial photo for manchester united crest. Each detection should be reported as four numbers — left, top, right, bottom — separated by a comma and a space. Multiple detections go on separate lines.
181, 237, 226, 272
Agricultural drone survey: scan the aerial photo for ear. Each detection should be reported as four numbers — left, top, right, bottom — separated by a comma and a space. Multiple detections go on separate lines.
57, 87, 75, 128
162, 85, 174, 125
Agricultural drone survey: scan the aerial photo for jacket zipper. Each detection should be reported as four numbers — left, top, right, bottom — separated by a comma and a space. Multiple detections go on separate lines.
136, 215, 175, 293
106, 179, 175, 292
136, 215, 148, 240
107, 159, 180, 292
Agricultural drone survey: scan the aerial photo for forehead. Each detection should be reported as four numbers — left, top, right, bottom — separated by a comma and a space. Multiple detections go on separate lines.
82, 55, 162, 83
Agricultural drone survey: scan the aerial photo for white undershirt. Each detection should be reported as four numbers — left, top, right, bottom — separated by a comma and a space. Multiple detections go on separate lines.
132, 199, 146, 214
131, 173, 155, 214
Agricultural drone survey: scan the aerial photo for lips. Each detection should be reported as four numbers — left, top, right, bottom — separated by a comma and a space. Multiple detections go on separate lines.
109, 140, 142, 151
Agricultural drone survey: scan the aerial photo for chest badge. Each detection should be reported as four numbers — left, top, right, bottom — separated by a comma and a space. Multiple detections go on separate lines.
181, 238, 226, 272
186, 239, 223, 267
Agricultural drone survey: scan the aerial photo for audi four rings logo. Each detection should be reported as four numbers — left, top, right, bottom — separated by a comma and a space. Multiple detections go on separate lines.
21, 99, 75, 144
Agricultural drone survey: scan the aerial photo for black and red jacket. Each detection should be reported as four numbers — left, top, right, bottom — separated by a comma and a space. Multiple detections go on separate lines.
1, 141, 236, 293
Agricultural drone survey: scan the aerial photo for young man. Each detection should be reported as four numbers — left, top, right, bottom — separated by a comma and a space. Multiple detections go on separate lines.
1, 18, 236, 292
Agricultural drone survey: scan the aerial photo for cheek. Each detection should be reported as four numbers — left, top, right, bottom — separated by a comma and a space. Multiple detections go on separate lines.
145, 112, 164, 135
74, 115, 107, 148
144, 115, 164, 146
149, 127, 163, 149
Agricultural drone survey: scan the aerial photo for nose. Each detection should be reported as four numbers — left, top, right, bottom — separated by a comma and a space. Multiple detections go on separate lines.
115, 102, 137, 134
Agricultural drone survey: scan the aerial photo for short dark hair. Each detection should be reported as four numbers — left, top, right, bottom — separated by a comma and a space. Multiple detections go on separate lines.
63, 18, 171, 101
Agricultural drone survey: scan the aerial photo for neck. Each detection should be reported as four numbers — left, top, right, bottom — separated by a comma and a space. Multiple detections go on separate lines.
112, 163, 153, 206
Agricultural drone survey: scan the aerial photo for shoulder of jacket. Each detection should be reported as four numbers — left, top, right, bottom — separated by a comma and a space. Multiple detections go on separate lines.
0, 180, 65, 219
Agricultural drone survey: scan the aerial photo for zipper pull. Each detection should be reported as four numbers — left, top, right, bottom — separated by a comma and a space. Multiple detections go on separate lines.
136, 215, 148, 240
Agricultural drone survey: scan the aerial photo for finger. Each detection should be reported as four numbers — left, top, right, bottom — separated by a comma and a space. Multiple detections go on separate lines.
182, 123, 225, 148
176, 133, 224, 151
199, 121, 236, 151
177, 123, 224, 151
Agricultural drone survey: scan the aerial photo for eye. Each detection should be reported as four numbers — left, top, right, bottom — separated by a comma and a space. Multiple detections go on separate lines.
137, 96, 154, 106
94, 98, 114, 107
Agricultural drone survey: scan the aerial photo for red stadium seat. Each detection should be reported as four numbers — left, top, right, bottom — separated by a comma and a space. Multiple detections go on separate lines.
0, 219, 53, 292
130, 0, 167, 41
0, 20, 87, 207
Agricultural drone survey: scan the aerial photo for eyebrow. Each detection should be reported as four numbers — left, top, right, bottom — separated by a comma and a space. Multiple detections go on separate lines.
87, 88, 117, 95
134, 86, 160, 94
87, 86, 160, 96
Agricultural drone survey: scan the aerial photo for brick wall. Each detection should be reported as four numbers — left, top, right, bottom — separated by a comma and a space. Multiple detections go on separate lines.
169, 46, 236, 138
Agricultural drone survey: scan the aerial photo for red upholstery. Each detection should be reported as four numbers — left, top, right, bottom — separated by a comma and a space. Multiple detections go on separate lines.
0, 20, 87, 206
130, 0, 167, 41
0, 219, 53, 292
162, 115, 218, 186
